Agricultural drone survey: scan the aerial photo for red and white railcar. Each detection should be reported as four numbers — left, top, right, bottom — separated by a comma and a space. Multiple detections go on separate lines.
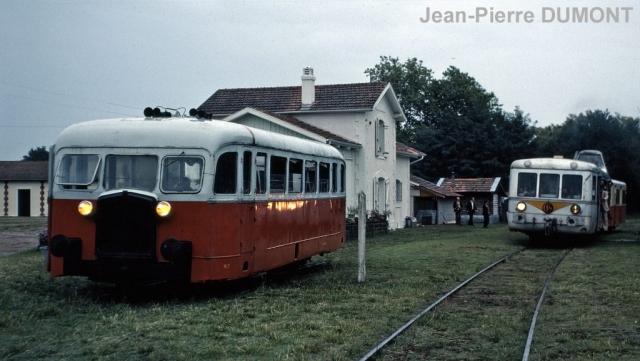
47, 109, 346, 283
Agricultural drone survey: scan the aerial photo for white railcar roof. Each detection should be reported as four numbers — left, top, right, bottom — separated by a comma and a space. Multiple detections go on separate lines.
511, 158, 599, 172
54, 117, 344, 160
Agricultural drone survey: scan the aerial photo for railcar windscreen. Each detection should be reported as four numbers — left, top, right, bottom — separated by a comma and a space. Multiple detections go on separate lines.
561, 174, 582, 199
161, 156, 203, 193
539, 174, 560, 198
517, 172, 537, 197
104, 155, 158, 191
56, 154, 101, 189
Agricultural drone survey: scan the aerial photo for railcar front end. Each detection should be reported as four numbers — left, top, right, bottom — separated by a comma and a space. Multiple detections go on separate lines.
507, 158, 606, 239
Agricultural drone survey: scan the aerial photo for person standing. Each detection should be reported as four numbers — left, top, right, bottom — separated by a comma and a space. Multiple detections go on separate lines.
482, 200, 490, 228
453, 197, 462, 225
599, 181, 609, 232
467, 197, 476, 226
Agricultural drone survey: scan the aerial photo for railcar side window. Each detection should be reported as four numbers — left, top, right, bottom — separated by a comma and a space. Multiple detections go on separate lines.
540, 173, 560, 198
319, 162, 330, 193
242, 151, 252, 195
517, 173, 537, 197
256, 153, 267, 194
305, 160, 317, 193
561, 174, 582, 199
289, 158, 303, 193
340, 163, 345, 193
331, 163, 337, 193
270, 155, 286, 193
212, 152, 237, 194
56, 154, 101, 190
160, 156, 203, 193
104, 155, 158, 191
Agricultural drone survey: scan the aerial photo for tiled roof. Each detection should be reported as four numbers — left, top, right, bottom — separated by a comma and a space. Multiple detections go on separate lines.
0, 161, 48, 181
437, 177, 501, 193
254, 109, 361, 147
397, 142, 426, 157
411, 175, 461, 198
198, 82, 389, 115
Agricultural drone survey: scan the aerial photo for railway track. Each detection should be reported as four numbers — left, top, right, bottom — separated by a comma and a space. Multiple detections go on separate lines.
359, 247, 573, 361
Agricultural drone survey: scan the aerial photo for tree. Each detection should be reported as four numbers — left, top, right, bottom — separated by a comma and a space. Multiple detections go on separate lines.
534, 110, 640, 211
368, 59, 537, 179
22, 146, 49, 161
364, 56, 433, 142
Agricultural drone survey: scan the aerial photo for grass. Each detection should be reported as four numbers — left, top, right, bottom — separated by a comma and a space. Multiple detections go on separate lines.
1, 216, 639, 360
0, 217, 47, 233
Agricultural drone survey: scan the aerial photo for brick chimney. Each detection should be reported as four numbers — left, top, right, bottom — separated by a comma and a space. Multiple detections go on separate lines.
301, 67, 315, 109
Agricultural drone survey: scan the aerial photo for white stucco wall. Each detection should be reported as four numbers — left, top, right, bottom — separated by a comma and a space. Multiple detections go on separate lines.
296, 100, 406, 228
2, 181, 48, 217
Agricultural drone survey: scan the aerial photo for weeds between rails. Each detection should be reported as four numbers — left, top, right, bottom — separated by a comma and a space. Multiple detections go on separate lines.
362, 247, 577, 361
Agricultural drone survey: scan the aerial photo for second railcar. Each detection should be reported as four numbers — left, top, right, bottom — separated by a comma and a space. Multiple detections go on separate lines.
507, 157, 625, 240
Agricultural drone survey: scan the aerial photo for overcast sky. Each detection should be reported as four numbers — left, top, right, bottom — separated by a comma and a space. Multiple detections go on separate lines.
1, 0, 638, 161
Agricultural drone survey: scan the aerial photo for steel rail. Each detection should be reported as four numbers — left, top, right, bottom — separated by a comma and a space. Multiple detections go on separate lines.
358, 247, 527, 361
521, 248, 573, 361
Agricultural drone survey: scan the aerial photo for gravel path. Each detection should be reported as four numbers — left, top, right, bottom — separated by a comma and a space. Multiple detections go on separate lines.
0, 231, 41, 257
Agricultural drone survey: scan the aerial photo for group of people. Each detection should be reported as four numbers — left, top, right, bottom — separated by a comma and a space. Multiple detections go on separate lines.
453, 196, 491, 228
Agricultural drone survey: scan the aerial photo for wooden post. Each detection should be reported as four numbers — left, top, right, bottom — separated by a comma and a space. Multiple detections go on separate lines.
358, 191, 366, 283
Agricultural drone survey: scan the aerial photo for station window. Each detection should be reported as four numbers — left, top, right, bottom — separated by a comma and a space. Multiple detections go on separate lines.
213, 152, 237, 194
161, 156, 203, 193
376, 119, 385, 157
105, 155, 159, 192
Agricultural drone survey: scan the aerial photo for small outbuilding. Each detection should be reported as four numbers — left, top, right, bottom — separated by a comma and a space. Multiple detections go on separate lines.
0, 161, 49, 217
410, 175, 462, 225
437, 177, 504, 224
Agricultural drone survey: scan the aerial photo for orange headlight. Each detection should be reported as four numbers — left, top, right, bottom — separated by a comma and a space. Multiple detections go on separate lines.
78, 200, 93, 216
156, 201, 172, 217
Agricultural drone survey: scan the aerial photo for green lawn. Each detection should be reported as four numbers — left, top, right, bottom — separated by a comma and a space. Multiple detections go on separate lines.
1, 216, 638, 360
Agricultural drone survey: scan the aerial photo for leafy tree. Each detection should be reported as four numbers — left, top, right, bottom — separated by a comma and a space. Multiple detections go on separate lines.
22, 146, 49, 161
364, 56, 433, 142
535, 110, 640, 211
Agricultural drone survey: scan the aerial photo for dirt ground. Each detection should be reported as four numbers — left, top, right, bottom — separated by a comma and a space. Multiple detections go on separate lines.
0, 230, 42, 257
